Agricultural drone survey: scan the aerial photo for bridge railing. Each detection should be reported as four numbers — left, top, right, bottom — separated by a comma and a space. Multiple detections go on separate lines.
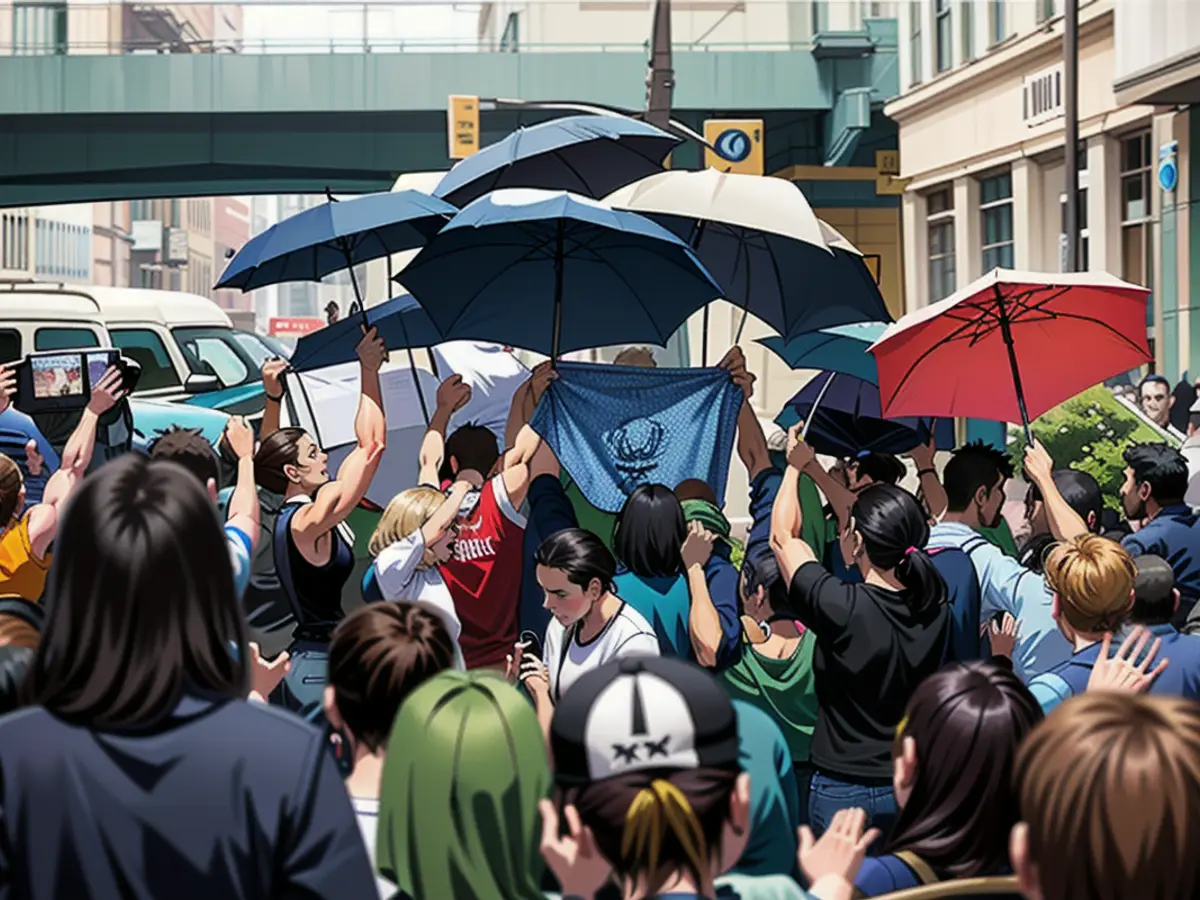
0, 1, 832, 56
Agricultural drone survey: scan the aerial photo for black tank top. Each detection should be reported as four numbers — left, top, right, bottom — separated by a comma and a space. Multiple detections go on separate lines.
284, 503, 354, 642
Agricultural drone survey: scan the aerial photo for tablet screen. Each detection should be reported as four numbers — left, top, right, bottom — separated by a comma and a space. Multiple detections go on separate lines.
31, 354, 84, 399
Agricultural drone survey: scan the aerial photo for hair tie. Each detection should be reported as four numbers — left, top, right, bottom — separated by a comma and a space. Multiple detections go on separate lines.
904, 546, 919, 556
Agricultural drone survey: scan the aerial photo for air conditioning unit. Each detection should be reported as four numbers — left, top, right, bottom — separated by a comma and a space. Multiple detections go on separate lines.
1022, 63, 1064, 127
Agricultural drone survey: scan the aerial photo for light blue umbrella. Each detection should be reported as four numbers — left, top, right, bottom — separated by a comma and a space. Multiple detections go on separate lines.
433, 115, 681, 209
758, 322, 889, 384
396, 189, 722, 359
215, 190, 456, 308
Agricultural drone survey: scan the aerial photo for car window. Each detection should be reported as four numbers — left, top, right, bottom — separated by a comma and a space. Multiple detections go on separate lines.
34, 327, 101, 352
110, 328, 181, 391
0, 330, 20, 366
231, 331, 276, 370
182, 337, 249, 387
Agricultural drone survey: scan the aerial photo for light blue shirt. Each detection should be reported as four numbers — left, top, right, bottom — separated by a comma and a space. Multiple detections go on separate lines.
927, 521, 1072, 681
225, 524, 252, 600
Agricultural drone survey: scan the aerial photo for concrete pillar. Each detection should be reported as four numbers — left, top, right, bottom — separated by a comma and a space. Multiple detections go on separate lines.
902, 190, 927, 312
953, 175, 981, 284
1011, 158, 1042, 270
1085, 135, 1121, 276
1153, 112, 1174, 377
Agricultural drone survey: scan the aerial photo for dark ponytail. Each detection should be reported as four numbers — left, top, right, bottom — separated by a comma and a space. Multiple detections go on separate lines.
850, 484, 947, 612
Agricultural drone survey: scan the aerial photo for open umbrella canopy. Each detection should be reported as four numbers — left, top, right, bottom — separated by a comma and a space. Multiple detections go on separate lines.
396, 189, 722, 358
433, 115, 681, 209
605, 168, 891, 339
215, 190, 456, 291
869, 268, 1152, 427
776, 371, 955, 458
758, 321, 889, 384
289, 294, 443, 373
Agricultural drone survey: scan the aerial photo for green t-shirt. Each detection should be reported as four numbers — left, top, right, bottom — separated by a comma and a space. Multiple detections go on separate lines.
721, 632, 818, 764
562, 473, 618, 549
977, 516, 1019, 557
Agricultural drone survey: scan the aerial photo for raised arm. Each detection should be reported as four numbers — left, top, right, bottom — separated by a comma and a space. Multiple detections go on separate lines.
682, 522, 722, 668
418, 375, 472, 487
906, 437, 947, 520
717, 346, 770, 481
505, 361, 557, 451
801, 455, 856, 524
771, 425, 818, 584
501, 423, 553, 510
27, 367, 124, 558
259, 358, 289, 442
421, 480, 472, 546
293, 328, 387, 537
222, 415, 260, 553
1023, 440, 1090, 542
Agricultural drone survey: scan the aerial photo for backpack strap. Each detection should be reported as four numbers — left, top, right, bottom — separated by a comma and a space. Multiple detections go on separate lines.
894, 851, 940, 886
272, 502, 304, 624
960, 536, 992, 557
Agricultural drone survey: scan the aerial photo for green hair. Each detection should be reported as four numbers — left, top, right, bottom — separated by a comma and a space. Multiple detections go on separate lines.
376, 670, 550, 900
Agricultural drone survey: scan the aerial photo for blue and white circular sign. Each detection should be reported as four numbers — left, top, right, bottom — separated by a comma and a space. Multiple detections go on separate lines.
1159, 158, 1178, 193
714, 128, 753, 163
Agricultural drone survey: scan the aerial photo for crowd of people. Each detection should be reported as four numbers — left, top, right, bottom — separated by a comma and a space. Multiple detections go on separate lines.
0, 333, 1197, 900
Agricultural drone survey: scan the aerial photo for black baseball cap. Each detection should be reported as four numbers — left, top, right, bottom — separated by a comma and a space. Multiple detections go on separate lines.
550, 656, 740, 786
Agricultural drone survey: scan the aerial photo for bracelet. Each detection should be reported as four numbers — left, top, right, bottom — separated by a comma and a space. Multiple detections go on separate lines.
264, 391, 284, 402
917, 467, 937, 477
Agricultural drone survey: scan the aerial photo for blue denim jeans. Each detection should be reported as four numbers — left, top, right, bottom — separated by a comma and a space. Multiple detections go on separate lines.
808, 772, 897, 853
268, 641, 329, 727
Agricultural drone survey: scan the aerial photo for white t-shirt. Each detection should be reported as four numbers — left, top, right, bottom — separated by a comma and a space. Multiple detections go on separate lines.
375, 530, 466, 670
544, 603, 659, 702
351, 796, 394, 899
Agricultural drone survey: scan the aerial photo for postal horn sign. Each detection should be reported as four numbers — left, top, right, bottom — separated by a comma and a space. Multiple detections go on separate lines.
448, 95, 480, 160
704, 120, 764, 176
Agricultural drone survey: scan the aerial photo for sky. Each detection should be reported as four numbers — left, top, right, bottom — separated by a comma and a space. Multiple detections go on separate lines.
241, 0, 479, 53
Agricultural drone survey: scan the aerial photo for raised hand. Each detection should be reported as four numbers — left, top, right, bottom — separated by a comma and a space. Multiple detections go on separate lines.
0, 364, 14, 416
681, 519, 716, 570
537, 799, 611, 900
23, 440, 44, 478
261, 358, 289, 399
785, 423, 816, 472
224, 415, 255, 460
435, 374, 472, 415
86, 366, 125, 415
1087, 627, 1168, 696
247, 642, 291, 702
798, 807, 879, 892
987, 613, 1019, 660
355, 326, 387, 372
529, 360, 558, 406
1023, 439, 1055, 487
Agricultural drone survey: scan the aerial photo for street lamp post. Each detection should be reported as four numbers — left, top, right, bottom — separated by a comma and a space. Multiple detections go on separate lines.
1063, 0, 1080, 272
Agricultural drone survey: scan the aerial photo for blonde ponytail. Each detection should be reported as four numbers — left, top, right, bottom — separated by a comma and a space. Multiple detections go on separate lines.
620, 778, 709, 888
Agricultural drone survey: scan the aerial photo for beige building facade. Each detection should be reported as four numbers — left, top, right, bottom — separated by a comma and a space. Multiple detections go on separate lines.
889, 0, 1156, 367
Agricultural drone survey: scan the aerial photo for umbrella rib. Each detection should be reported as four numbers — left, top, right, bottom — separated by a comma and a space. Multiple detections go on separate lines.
550, 148, 599, 195
1031, 308, 1153, 357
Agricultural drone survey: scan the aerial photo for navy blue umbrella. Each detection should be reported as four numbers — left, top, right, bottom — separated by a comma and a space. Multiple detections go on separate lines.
433, 115, 681, 209
290, 293, 443, 421
396, 189, 722, 359
776, 371, 955, 459
215, 190, 456, 310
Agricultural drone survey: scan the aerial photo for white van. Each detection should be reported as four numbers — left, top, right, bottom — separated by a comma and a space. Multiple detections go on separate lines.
0, 281, 112, 362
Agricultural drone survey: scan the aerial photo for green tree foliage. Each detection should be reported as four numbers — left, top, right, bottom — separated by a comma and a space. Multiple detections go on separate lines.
1008, 387, 1168, 510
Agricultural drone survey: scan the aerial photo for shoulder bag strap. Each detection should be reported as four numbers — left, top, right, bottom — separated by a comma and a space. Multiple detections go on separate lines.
272, 503, 304, 624
894, 851, 940, 886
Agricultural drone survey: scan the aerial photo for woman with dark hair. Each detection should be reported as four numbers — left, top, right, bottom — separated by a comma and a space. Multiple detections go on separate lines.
324, 602, 457, 898
845, 661, 1042, 895
508, 527, 658, 737
0, 454, 375, 897
771, 425, 950, 844
612, 484, 704, 661
253, 327, 387, 721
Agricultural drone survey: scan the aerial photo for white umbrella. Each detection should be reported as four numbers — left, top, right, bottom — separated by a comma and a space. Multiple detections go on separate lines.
605, 169, 891, 361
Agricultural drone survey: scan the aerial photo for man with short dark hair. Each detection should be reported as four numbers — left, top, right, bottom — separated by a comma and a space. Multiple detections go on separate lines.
1120, 443, 1200, 629
1139, 374, 1176, 430
927, 441, 1080, 679
1020, 468, 1104, 574
1127, 555, 1200, 700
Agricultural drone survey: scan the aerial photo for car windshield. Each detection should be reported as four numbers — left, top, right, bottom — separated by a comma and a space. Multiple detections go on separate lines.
173, 327, 259, 388
231, 331, 278, 369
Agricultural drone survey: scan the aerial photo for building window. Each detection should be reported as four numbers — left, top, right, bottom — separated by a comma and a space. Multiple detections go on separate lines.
908, 1, 923, 86
979, 171, 1014, 272
935, 0, 952, 72
1120, 130, 1154, 297
927, 187, 956, 302
961, 0, 975, 61
1036, 0, 1055, 23
812, 0, 829, 35
12, 2, 66, 56
988, 0, 1007, 46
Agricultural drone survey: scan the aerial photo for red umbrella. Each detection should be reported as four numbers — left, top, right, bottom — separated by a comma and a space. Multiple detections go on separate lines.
868, 268, 1152, 440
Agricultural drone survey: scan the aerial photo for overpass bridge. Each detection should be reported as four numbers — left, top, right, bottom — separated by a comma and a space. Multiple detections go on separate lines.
0, 23, 899, 205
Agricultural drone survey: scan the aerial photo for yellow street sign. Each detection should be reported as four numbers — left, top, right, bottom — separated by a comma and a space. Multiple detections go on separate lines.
876, 174, 912, 196
448, 95, 480, 160
704, 119, 764, 176
875, 149, 900, 177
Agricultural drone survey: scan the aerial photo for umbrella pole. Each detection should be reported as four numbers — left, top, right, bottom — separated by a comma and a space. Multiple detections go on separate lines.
388, 255, 430, 426
702, 305, 709, 367
550, 220, 565, 370
339, 238, 371, 331
994, 285, 1034, 444
801, 372, 837, 442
